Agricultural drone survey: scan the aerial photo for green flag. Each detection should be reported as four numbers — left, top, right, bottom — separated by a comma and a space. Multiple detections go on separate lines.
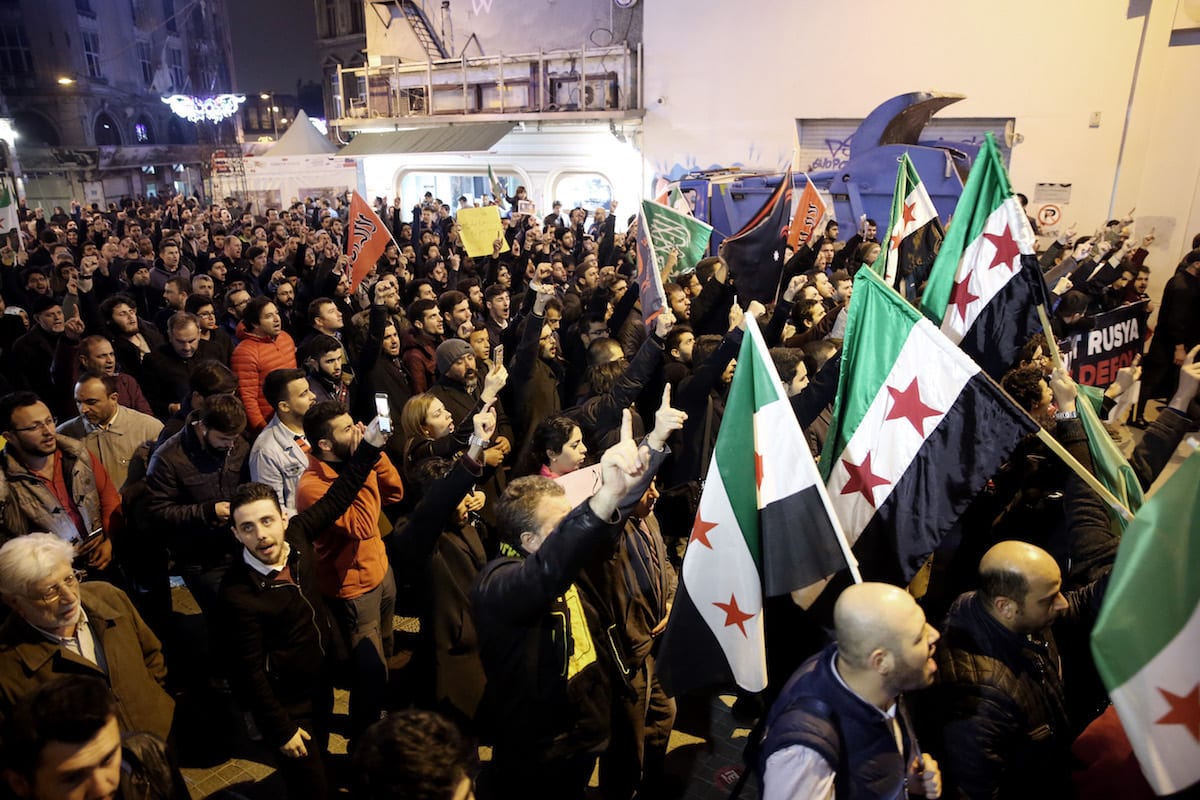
641, 199, 713, 276
1091, 449, 1200, 795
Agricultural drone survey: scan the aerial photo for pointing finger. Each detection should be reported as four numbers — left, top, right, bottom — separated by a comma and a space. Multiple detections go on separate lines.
620, 408, 633, 443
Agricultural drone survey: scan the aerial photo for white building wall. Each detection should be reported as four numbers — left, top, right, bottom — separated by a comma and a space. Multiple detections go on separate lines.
642, 0, 1200, 301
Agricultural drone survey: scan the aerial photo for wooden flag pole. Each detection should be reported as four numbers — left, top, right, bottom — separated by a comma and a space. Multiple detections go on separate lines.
1034, 305, 1135, 522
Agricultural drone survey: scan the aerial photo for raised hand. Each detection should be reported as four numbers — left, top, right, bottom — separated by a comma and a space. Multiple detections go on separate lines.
64, 306, 85, 340
783, 274, 806, 303
473, 401, 497, 441
646, 384, 687, 452
654, 308, 675, 338
728, 302, 744, 332
1049, 366, 1077, 415
591, 410, 648, 519
481, 361, 508, 402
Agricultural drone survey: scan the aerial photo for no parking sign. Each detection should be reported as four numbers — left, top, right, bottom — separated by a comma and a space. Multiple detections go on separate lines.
1038, 204, 1062, 227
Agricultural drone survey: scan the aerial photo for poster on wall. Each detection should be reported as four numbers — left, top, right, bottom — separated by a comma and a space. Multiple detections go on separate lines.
1064, 300, 1148, 387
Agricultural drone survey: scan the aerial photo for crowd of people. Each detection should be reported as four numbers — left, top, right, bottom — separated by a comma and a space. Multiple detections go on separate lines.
0, 187, 1196, 800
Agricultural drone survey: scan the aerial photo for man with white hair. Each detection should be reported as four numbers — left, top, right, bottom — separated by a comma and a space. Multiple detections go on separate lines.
0, 533, 174, 740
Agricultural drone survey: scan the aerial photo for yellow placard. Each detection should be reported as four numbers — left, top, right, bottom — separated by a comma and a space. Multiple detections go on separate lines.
457, 206, 510, 258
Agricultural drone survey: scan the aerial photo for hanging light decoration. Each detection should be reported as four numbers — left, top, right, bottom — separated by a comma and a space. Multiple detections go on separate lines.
161, 94, 247, 124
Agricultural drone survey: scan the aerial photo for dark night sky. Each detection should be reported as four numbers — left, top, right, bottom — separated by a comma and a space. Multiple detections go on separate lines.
227, 0, 322, 95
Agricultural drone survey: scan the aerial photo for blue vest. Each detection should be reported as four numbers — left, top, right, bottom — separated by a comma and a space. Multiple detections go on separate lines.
759, 644, 917, 800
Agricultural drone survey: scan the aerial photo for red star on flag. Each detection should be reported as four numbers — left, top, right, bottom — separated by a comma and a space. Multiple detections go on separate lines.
885, 377, 942, 437
840, 453, 891, 507
950, 274, 980, 323
983, 223, 1021, 271
754, 450, 764, 490
901, 200, 917, 228
1156, 683, 1200, 742
691, 513, 718, 550
713, 594, 756, 637
889, 231, 903, 251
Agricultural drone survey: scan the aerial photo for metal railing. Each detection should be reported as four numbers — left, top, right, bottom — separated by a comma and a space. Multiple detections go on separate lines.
331, 43, 640, 123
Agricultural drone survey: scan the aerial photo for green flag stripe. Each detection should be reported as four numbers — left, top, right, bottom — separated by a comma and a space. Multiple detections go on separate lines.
921, 133, 1012, 326
820, 269, 920, 478
869, 155, 911, 279
1091, 451, 1200, 688
714, 330, 763, 568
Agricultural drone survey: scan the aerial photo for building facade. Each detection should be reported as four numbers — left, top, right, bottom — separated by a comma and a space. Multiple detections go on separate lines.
0, 0, 238, 206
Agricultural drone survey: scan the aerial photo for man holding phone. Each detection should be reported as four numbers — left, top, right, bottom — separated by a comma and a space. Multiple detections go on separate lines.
297, 401, 405, 744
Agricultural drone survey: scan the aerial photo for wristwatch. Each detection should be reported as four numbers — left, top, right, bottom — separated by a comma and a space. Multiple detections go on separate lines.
469, 433, 491, 449
1053, 411, 1078, 420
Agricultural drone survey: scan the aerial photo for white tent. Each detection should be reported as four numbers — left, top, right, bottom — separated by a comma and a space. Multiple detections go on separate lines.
212, 111, 361, 208
265, 110, 337, 156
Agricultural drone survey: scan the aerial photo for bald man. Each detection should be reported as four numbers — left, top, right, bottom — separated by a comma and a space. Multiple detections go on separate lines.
923, 541, 1106, 800
759, 582, 942, 799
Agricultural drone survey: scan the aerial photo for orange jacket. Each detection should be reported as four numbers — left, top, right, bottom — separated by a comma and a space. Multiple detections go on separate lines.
296, 452, 404, 599
231, 324, 297, 432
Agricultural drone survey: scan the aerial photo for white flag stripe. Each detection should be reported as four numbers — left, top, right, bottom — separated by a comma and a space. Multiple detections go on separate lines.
883, 182, 939, 284
940, 198, 1036, 344
755, 398, 820, 508
826, 318, 977, 540
680, 453, 767, 692
1109, 600, 1200, 795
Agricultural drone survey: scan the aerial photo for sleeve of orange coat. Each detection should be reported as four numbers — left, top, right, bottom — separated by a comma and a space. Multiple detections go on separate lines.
231, 343, 268, 432
374, 453, 405, 505
297, 468, 384, 541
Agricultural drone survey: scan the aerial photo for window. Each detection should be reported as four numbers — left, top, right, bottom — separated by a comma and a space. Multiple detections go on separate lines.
162, 0, 176, 33
322, 0, 337, 37
549, 172, 613, 212
134, 122, 150, 142
167, 46, 185, 91
82, 29, 102, 79
0, 23, 32, 75
75, 0, 94, 16
136, 40, 153, 84
348, 0, 364, 34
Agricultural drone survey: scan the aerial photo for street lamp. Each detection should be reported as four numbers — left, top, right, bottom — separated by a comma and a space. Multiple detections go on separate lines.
260, 91, 278, 140
56, 77, 75, 86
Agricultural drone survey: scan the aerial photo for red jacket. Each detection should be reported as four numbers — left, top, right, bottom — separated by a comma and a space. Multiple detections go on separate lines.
231, 323, 297, 432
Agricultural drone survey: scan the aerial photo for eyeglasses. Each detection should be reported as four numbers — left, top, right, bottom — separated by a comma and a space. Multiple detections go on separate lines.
11, 417, 56, 434
31, 570, 86, 605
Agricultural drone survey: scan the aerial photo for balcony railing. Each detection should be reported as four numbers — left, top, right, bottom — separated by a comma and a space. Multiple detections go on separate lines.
331, 43, 641, 125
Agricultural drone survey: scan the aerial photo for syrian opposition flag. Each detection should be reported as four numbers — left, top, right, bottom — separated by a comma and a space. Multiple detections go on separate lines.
787, 175, 826, 250
0, 173, 19, 233
657, 315, 857, 696
870, 153, 943, 293
641, 198, 713, 277
919, 133, 1048, 380
668, 185, 694, 215
821, 269, 1037, 582
1092, 450, 1200, 796
346, 190, 395, 293
633, 213, 668, 331
719, 168, 793, 305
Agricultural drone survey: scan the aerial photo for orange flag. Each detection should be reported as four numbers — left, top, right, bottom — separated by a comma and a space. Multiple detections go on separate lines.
787, 176, 826, 250
346, 191, 392, 292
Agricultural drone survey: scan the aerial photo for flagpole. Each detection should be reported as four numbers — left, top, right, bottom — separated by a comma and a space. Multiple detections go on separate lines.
1027, 304, 1135, 522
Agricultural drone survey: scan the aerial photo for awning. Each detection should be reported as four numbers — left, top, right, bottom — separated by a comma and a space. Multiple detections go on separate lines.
338, 122, 514, 157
